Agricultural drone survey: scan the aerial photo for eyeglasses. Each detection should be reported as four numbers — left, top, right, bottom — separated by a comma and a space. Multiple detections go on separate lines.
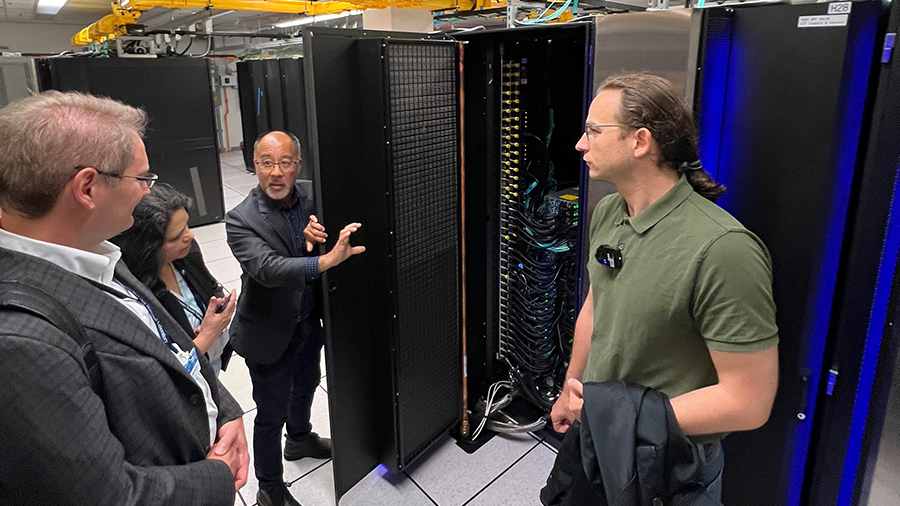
75, 166, 158, 188
584, 124, 625, 141
255, 159, 300, 172
98, 171, 158, 188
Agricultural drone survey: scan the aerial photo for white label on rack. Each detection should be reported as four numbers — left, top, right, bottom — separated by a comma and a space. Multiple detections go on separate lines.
827, 2, 851, 15
798, 14, 849, 28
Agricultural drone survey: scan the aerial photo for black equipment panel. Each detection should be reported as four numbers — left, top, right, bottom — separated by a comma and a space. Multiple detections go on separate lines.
236, 60, 268, 171
39, 57, 224, 227
693, 3, 884, 505
811, 0, 900, 503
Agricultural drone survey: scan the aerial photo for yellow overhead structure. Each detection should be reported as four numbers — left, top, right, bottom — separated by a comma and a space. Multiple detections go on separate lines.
73, 0, 502, 46
72, 5, 141, 46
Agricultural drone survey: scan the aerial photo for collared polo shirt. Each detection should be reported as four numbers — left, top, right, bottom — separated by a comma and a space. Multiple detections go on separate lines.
584, 175, 778, 404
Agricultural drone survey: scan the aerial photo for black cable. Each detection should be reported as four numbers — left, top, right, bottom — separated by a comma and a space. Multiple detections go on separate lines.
177, 37, 194, 56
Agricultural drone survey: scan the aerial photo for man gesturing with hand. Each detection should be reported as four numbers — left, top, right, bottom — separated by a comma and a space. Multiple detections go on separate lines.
226, 131, 364, 506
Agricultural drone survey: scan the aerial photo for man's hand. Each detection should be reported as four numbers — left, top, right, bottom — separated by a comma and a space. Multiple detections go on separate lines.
551, 378, 584, 433
212, 418, 250, 490
319, 223, 366, 271
206, 444, 240, 484
304, 215, 327, 252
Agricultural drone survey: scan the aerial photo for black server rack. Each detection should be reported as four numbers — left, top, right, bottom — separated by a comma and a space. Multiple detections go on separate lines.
807, 0, 900, 504
236, 59, 269, 171
691, 3, 888, 505
456, 23, 593, 425
297, 24, 594, 501
302, 28, 462, 502
38, 57, 225, 227
236, 59, 310, 178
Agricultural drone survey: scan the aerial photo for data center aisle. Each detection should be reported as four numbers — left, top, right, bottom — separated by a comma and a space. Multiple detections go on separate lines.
202, 150, 556, 506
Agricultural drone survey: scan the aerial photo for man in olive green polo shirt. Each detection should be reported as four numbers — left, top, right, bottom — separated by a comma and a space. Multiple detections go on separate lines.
550, 73, 778, 498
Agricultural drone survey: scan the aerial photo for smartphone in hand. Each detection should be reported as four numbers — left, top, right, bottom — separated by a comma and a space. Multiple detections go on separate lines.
215, 292, 233, 314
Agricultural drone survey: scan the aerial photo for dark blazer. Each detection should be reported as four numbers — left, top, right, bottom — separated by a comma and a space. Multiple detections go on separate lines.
158, 240, 233, 370
541, 381, 714, 506
0, 247, 243, 506
225, 181, 317, 364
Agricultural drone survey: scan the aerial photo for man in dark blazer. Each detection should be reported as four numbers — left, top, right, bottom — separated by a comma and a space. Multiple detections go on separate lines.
0, 91, 249, 504
226, 131, 364, 506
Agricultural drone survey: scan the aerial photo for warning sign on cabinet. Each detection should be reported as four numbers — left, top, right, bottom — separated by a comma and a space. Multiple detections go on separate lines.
798, 14, 849, 28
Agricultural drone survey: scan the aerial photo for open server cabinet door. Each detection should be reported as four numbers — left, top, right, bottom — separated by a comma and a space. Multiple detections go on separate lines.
302, 28, 462, 502
38, 57, 225, 227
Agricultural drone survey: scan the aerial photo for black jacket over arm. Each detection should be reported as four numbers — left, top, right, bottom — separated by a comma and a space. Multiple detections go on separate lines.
542, 381, 716, 506
225, 181, 316, 364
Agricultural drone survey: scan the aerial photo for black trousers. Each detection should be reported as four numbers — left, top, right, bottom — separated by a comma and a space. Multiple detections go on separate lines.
246, 318, 324, 491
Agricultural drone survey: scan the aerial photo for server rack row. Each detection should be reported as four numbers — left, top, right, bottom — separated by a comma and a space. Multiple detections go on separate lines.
236, 58, 309, 178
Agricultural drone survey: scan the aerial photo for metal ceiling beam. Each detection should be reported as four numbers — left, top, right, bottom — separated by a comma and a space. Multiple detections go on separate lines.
148, 8, 234, 30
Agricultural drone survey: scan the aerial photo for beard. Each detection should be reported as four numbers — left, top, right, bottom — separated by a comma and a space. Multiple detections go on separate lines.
264, 183, 292, 202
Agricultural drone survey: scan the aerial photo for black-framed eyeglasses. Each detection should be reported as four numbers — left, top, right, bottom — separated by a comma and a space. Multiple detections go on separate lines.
75, 165, 158, 188
584, 123, 625, 141
255, 159, 300, 172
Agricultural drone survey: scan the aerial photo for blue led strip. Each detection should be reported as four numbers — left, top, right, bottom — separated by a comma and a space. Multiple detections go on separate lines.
257, 88, 263, 116
696, 14, 733, 186
805, 11, 879, 506
837, 160, 900, 503
831, 10, 882, 504
837, 157, 900, 499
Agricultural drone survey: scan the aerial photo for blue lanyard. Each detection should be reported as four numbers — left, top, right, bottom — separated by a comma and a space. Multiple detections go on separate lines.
123, 285, 178, 353
178, 297, 204, 322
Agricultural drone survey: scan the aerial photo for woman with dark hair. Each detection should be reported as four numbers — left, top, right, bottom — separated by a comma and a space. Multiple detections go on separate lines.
112, 184, 236, 375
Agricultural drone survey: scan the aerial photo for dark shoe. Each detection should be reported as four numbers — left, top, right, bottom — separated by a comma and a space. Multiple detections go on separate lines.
257, 485, 302, 506
284, 432, 332, 461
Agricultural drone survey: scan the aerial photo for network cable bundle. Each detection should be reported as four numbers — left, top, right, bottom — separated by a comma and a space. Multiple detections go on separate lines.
471, 46, 584, 439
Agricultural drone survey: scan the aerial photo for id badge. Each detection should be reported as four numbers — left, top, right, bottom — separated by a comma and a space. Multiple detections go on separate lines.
184, 348, 201, 376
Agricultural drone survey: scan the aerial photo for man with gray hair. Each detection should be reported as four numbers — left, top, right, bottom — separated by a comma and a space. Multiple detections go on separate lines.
0, 91, 248, 505
226, 130, 364, 506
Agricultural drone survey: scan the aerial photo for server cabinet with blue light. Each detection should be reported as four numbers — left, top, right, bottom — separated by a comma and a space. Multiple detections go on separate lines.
691, 2, 889, 505
807, 0, 900, 503
236, 58, 309, 178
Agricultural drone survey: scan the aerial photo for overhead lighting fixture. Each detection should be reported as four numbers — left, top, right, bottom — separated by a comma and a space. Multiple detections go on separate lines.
275, 10, 363, 29
36, 0, 68, 15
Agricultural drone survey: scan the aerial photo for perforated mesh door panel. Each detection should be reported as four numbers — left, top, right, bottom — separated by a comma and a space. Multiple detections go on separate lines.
386, 41, 461, 466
